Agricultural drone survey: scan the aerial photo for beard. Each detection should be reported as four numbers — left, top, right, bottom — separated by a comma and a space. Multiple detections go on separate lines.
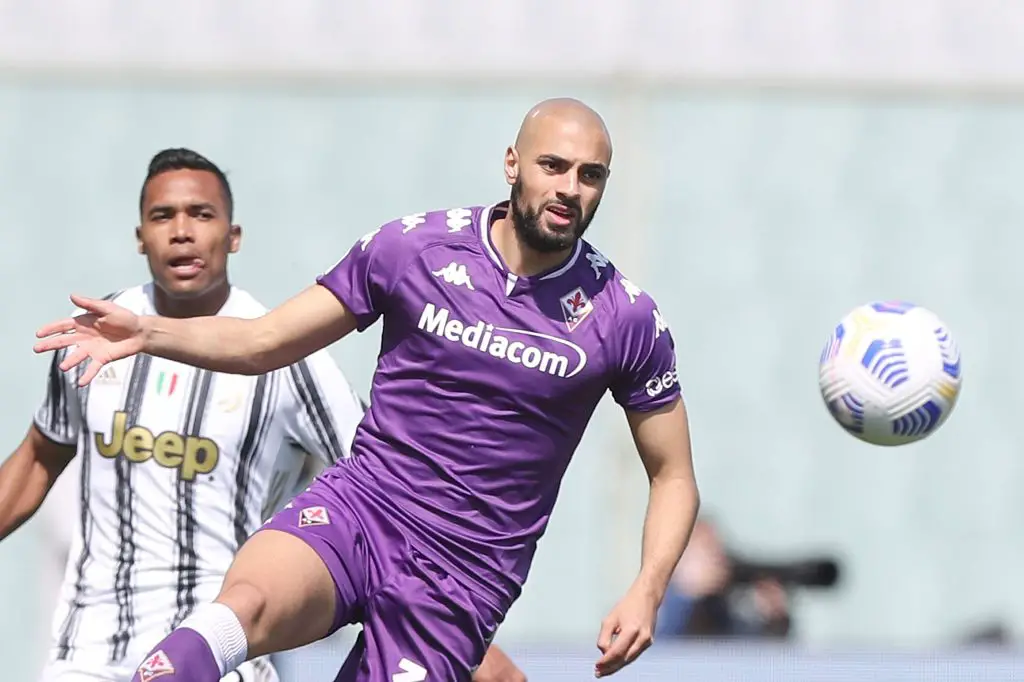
509, 179, 596, 254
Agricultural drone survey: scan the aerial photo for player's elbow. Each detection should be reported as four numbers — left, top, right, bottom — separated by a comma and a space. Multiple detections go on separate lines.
651, 459, 700, 506
688, 483, 702, 516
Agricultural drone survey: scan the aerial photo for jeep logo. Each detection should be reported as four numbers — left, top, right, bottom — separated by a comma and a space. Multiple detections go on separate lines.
95, 411, 219, 482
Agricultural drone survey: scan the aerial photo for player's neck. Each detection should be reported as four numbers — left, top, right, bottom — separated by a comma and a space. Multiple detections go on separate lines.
153, 281, 231, 319
491, 216, 573, 277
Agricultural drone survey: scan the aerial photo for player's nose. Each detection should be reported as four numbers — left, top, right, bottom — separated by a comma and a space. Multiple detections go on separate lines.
556, 174, 581, 201
169, 216, 195, 243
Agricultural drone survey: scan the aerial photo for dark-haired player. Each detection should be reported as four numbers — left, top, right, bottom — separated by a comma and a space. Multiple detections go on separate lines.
2, 148, 365, 682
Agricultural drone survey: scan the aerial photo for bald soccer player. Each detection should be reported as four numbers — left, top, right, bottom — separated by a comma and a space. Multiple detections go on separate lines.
35, 98, 701, 682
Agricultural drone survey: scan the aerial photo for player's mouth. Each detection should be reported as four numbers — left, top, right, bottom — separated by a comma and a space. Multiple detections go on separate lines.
167, 255, 205, 278
544, 204, 577, 229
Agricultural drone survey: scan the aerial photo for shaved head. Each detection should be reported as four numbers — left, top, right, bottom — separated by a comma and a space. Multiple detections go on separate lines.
514, 98, 613, 161
503, 98, 612, 254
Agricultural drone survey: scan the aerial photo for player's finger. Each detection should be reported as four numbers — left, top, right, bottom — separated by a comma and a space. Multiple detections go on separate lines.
33, 332, 78, 354
61, 345, 92, 372
595, 629, 636, 677
596, 616, 618, 653
78, 358, 105, 387
622, 631, 652, 667
35, 319, 76, 340
70, 293, 111, 314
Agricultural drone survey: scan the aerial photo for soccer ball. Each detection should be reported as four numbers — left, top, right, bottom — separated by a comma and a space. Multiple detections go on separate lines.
818, 301, 962, 446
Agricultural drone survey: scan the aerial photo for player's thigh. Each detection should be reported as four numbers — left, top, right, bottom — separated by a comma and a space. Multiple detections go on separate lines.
38, 661, 124, 682
221, 656, 279, 682
217, 488, 369, 658
336, 549, 501, 682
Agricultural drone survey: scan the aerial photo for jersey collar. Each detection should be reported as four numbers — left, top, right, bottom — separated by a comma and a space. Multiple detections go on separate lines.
477, 202, 583, 282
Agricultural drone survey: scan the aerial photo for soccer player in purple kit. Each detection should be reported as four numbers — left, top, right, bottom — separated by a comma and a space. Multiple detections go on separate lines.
34, 98, 700, 681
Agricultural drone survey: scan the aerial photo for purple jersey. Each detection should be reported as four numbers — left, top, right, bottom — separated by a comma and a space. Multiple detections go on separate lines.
317, 202, 680, 611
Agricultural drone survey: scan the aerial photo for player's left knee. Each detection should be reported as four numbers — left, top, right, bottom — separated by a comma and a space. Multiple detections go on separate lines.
215, 581, 268, 643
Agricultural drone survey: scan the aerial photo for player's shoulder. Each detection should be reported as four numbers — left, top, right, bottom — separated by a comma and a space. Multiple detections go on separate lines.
575, 241, 659, 315
365, 204, 486, 254
219, 286, 269, 320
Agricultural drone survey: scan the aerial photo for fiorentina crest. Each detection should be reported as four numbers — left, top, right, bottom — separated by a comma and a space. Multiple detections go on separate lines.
137, 650, 174, 682
560, 287, 593, 332
299, 505, 331, 527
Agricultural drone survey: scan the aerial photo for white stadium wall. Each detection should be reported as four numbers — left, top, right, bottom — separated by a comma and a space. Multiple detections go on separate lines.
3, 0, 1024, 91
1, 1, 1023, 679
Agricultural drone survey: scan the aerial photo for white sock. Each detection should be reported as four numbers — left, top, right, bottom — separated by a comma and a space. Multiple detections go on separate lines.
178, 602, 249, 676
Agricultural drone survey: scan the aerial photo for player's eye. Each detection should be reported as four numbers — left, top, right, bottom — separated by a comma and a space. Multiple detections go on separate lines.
581, 166, 607, 183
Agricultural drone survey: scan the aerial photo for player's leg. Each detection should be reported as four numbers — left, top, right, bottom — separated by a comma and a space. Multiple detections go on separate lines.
334, 548, 502, 682
129, 488, 369, 682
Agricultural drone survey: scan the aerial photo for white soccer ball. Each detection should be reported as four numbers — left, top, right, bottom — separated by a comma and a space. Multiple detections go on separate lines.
818, 301, 963, 446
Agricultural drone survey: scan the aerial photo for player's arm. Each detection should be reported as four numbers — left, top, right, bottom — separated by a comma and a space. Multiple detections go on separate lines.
0, 425, 76, 541
36, 222, 406, 383
595, 405, 699, 677
596, 293, 699, 677
142, 284, 356, 375
625, 396, 699, 604
0, 348, 81, 541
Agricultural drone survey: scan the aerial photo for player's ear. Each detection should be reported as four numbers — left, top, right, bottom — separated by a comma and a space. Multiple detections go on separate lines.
504, 145, 519, 187
135, 225, 146, 254
228, 224, 242, 254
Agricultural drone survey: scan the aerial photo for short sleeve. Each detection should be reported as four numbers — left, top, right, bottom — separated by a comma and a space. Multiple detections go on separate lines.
316, 220, 414, 332
609, 293, 681, 412
33, 348, 83, 445
282, 348, 366, 466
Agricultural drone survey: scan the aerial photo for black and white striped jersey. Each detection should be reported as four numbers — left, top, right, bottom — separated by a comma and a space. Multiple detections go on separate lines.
34, 284, 365, 668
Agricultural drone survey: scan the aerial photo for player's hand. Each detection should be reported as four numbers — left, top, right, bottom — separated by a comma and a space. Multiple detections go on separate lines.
33, 294, 145, 387
594, 584, 659, 678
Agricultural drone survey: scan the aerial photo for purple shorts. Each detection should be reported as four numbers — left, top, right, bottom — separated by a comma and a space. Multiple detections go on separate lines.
259, 467, 502, 682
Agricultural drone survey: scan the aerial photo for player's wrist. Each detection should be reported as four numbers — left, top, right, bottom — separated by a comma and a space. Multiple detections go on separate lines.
631, 571, 668, 604
137, 315, 159, 354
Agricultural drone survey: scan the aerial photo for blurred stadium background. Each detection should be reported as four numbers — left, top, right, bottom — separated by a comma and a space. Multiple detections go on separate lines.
2, 0, 1024, 679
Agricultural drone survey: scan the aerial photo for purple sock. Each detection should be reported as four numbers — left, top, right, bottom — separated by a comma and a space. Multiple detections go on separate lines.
130, 627, 221, 682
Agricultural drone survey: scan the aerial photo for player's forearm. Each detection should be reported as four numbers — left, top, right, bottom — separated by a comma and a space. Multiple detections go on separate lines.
0, 449, 54, 541
141, 314, 276, 375
634, 476, 699, 602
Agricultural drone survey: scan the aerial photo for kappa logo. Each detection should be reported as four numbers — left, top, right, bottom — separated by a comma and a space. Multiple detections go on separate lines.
653, 309, 669, 339
560, 287, 593, 332
137, 650, 174, 682
445, 208, 472, 233
401, 212, 426, 233
432, 262, 475, 290
359, 227, 382, 251
299, 506, 330, 527
586, 249, 610, 279
620, 278, 642, 304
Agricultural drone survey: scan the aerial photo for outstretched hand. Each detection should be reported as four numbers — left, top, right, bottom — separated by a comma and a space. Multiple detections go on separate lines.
33, 294, 146, 386
594, 583, 659, 677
